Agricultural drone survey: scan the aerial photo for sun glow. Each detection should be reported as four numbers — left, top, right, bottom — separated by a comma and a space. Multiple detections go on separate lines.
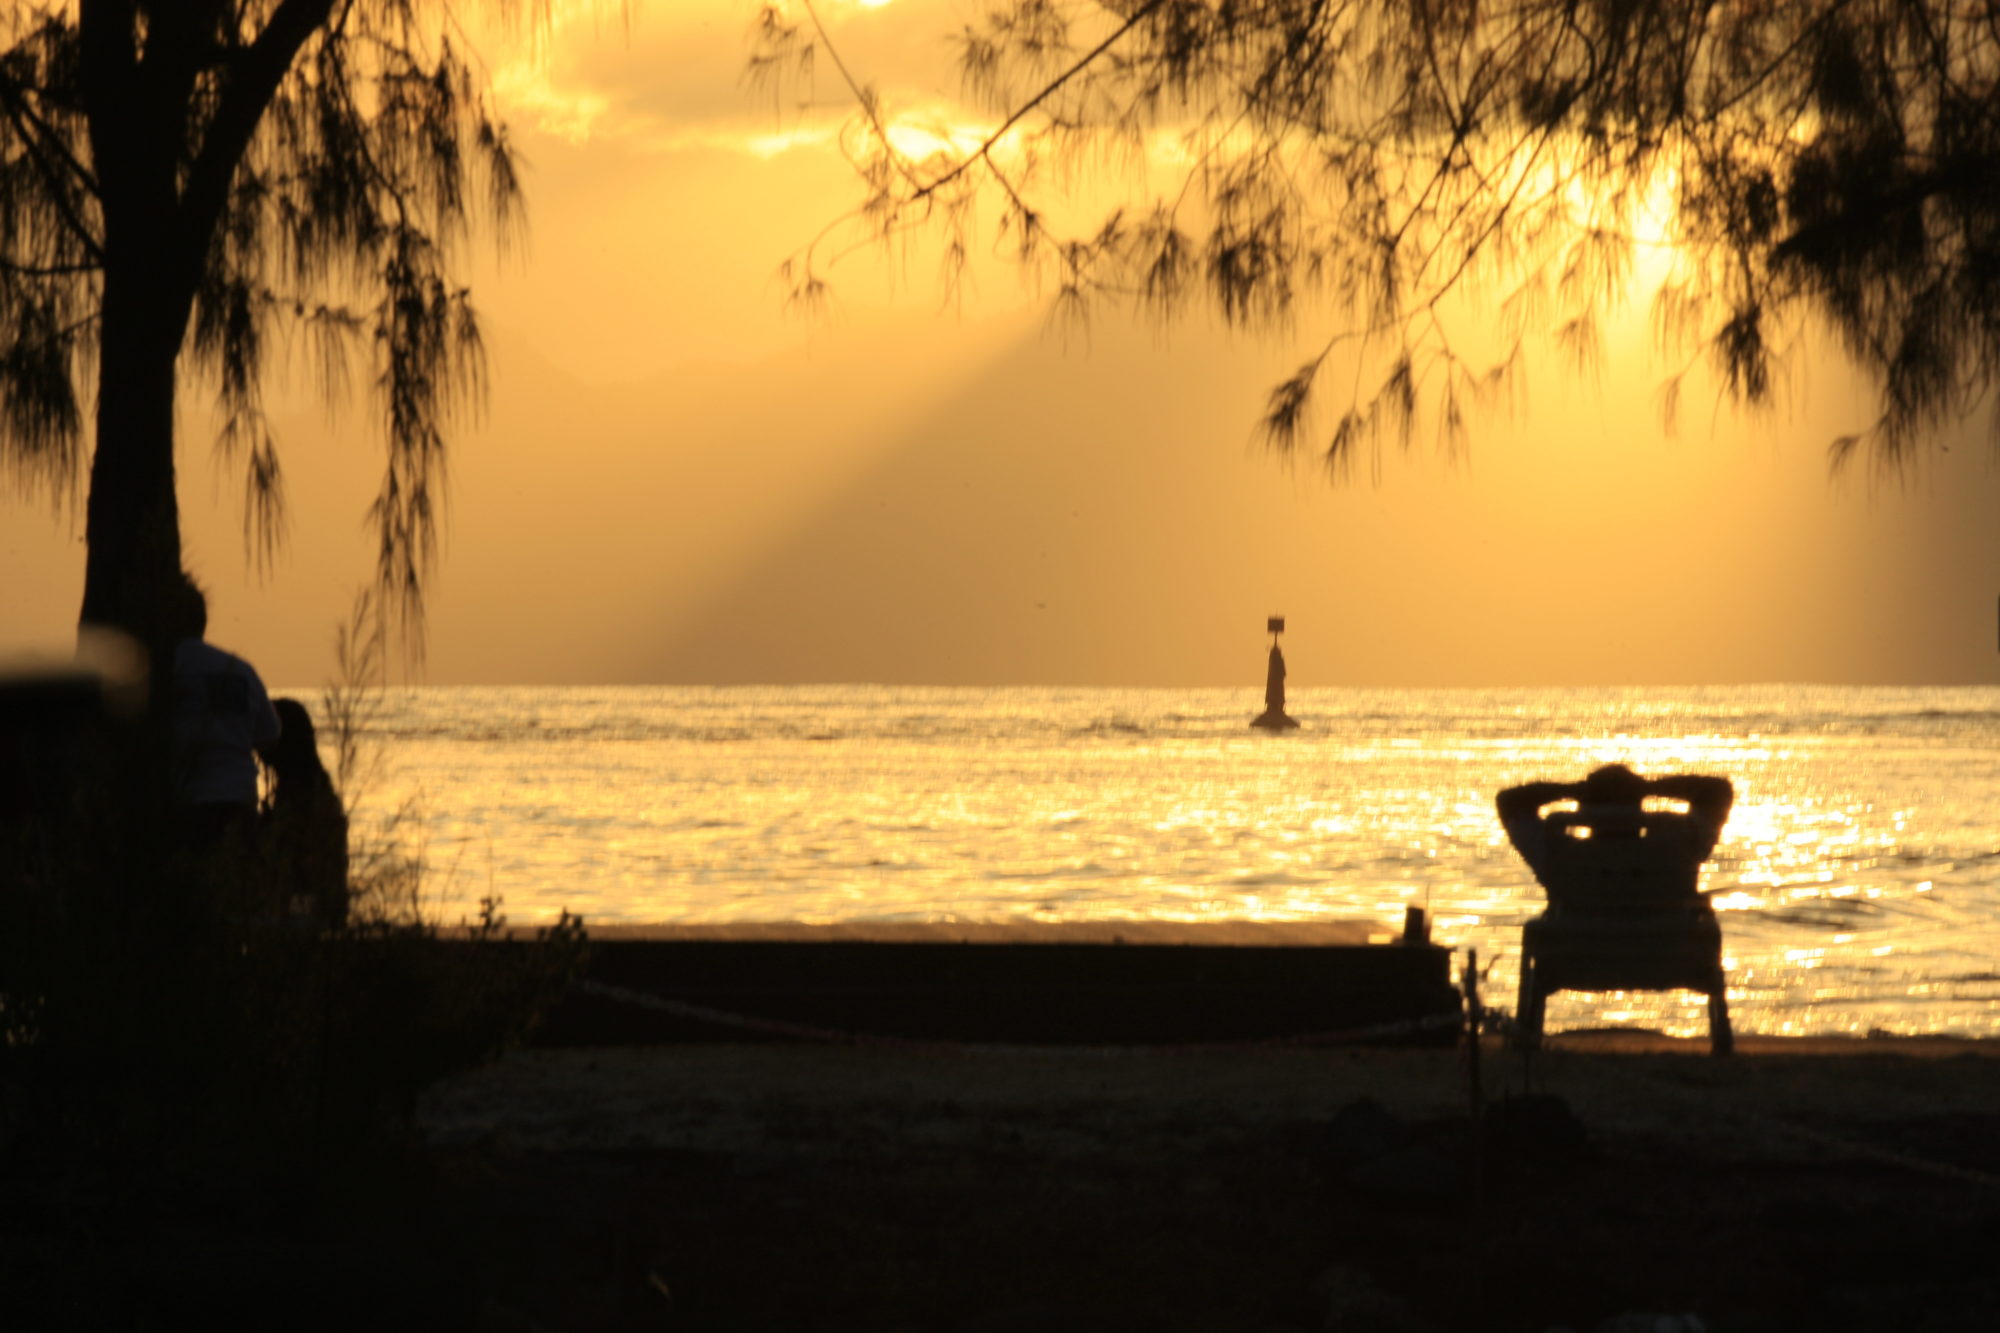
882, 116, 1011, 164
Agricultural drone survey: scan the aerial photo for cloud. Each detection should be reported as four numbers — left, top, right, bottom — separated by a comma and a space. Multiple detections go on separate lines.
476, 0, 983, 158
489, 63, 615, 144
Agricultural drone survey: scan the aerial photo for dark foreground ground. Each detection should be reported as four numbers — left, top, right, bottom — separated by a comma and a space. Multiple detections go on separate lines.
401, 1033, 2000, 1333
11, 1033, 2000, 1332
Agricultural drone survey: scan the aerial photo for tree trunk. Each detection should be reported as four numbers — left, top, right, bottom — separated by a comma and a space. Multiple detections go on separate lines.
75, 0, 195, 650
78, 270, 187, 649
76, 260, 192, 885
71, 0, 333, 647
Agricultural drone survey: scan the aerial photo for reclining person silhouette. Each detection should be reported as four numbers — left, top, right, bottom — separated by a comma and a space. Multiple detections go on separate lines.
1497, 764, 1737, 1055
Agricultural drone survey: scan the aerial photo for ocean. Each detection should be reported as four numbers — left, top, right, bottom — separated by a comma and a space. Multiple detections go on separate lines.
334, 683, 2000, 1039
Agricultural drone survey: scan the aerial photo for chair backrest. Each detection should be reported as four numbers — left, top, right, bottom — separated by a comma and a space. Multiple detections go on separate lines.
1536, 804, 1709, 914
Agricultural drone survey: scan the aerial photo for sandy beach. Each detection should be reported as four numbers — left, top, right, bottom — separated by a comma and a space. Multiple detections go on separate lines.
415, 1032, 2000, 1331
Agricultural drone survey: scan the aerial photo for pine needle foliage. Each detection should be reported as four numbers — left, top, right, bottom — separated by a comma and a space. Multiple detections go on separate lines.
0, 1, 530, 647
759, 0, 2000, 474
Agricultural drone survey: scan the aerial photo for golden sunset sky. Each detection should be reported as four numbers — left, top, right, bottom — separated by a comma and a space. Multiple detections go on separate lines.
2, 0, 1997, 687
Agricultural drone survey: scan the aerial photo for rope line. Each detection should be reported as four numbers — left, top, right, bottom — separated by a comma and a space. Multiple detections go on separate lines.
576, 978, 2000, 1188
1472, 942, 2000, 1191
1609, 1062, 2000, 1191
570, 979, 1464, 1055
1505, 1020, 2000, 1191
1734, 1114, 2000, 1190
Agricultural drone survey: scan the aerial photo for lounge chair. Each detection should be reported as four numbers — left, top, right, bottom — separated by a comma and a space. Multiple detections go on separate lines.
1513, 803, 1734, 1056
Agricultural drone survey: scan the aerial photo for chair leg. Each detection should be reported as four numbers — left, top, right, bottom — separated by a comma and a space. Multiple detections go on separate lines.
1515, 956, 1544, 1051
1707, 981, 1734, 1057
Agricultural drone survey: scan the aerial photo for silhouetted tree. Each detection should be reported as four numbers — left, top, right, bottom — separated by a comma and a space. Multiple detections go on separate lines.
759, 0, 2000, 472
0, 2, 523, 649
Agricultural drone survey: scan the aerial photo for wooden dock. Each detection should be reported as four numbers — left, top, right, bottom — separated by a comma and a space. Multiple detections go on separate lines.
534, 921, 1464, 1048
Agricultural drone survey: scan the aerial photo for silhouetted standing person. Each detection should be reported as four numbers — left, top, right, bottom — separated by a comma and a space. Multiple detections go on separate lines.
265, 698, 349, 929
168, 579, 280, 908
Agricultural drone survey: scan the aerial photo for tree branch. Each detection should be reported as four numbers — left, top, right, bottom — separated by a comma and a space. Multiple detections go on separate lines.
0, 255, 103, 277
0, 65, 102, 197
911, 0, 1172, 203
173, 0, 338, 290
0, 73, 107, 264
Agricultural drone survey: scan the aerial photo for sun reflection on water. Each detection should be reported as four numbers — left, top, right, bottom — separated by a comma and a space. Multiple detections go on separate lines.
363, 684, 2000, 1038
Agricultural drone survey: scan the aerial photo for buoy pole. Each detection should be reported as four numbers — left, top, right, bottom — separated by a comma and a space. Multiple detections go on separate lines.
1251, 615, 1300, 731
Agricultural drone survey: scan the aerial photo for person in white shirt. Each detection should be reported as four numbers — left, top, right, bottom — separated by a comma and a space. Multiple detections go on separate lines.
166, 578, 281, 850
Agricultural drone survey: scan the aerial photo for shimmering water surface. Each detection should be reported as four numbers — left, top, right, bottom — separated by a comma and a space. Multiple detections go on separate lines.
348, 685, 2000, 1038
